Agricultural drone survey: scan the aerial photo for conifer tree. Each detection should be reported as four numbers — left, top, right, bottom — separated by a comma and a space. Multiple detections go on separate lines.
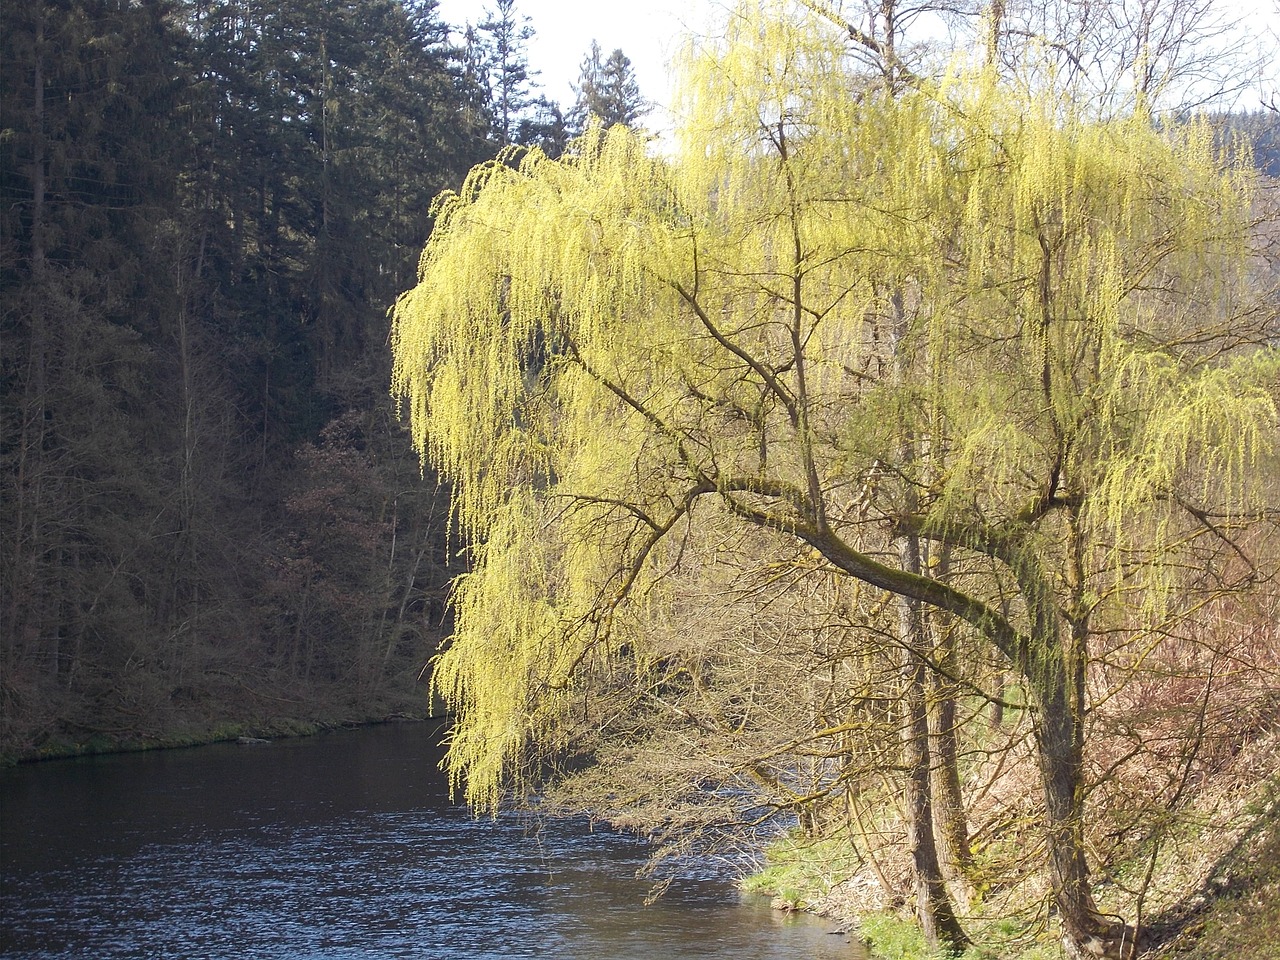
598, 48, 646, 127
460, 23, 495, 135
1, 0, 191, 720
475, 0, 538, 145
570, 41, 647, 135
1, 0, 480, 752
568, 40, 605, 134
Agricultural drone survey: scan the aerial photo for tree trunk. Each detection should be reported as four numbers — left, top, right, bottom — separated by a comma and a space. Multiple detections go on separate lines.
1039, 500, 1136, 959
882, 281, 968, 951
926, 548, 974, 902
901, 653, 969, 951
989, 669, 1005, 730
1032, 671, 1135, 960
897, 537, 969, 952
929, 669, 974, 904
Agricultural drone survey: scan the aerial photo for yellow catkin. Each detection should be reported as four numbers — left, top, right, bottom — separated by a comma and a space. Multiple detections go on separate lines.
389, 0, 1274, 810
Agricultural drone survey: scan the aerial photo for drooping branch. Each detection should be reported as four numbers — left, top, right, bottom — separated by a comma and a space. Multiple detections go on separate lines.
561, 334, 711, 486
718, 488, 1031, 669
797, 0, 923, 89
553, 480, 719, 685
670, 279, 801, 428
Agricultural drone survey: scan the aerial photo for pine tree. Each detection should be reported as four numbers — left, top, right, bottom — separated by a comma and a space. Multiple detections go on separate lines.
1, 0, 193, 730
518, 98, 570, 158
569, 41, 646, 136
475, 0, 538, 145
459, 23, 495, 137
568, 40, 605, 134
1, 0, 482, 752
598, 47, 645, 128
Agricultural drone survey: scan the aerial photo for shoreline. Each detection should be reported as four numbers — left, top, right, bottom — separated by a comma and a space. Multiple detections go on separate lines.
1, 711, 438, 767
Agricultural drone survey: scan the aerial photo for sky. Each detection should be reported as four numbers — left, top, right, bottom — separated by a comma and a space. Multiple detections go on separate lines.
433, 0, 723, 118
433, 0, 1280, 121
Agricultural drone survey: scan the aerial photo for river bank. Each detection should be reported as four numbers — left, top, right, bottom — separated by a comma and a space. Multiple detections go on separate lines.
748, 827, 1280, 960
4, 717, 323, 765
741, 729, 1280, 960
0, 695, 435, 766
8, 694, 1277, 960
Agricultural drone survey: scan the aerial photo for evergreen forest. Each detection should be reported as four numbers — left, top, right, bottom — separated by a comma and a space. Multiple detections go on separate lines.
1, 0, 646, 758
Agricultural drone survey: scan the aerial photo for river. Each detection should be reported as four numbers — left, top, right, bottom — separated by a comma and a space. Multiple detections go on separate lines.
0, 722, 865, 959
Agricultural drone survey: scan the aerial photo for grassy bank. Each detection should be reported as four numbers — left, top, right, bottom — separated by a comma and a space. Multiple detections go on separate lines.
5, 716, 375, 765
1, 697, 435, 766
740, 748, 1280, 960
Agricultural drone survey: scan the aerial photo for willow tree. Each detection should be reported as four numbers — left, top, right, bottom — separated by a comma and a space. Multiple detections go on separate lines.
391, 3, 1277, 957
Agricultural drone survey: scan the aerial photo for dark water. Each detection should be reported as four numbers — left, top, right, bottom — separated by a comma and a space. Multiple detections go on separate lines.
0, 723, 864, 959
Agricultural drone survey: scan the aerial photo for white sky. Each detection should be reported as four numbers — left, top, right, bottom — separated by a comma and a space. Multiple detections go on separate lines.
434, 0, 723, 117
434, 0, 1280, 118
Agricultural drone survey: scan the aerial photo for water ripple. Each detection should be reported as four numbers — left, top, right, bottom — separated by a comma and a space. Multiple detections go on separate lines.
1, 727, 863, 960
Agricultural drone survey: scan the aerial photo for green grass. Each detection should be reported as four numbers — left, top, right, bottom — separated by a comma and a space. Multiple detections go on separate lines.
739, 829, 863, 908
740, 830, 1066, 960
859, 913, 936, 960
858, 912, 1066, 960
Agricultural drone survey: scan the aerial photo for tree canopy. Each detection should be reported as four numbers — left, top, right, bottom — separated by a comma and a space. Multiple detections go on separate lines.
0, 0, 657, 761
391, 3, 1279, 956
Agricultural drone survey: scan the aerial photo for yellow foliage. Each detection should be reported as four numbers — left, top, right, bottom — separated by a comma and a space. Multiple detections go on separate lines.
390, 0, 1277, 810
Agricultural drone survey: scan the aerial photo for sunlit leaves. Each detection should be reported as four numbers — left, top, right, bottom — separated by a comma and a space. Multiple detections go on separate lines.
391, 0, 1277, 811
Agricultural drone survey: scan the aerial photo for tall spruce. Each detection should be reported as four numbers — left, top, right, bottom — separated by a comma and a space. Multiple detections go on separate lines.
569, 41, 646, 135
475, 0, 538, 145
1, 0, 192, 736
